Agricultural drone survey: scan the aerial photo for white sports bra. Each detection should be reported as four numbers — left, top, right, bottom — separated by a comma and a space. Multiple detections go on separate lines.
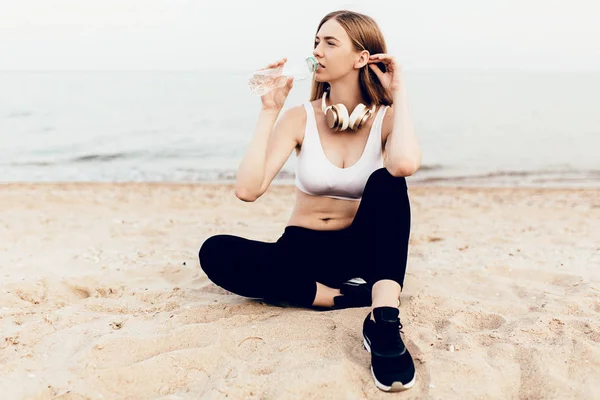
295, 101, 388, 201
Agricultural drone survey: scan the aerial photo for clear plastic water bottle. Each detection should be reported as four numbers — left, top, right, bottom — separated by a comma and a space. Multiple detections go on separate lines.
248, 56, 319, 96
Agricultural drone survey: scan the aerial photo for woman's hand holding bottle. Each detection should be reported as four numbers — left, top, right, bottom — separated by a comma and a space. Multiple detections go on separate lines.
255, 58, 294, 112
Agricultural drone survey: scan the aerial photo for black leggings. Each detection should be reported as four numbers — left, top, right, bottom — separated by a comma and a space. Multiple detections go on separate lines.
198, 167, 411, 308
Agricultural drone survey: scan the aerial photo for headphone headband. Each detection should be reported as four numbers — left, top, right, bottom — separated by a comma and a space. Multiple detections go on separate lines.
321, 91, 376, 132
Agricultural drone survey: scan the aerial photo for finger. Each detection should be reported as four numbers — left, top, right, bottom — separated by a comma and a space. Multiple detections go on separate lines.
286, 76, 294, 89
369, 63, 385, 80
369, 54, 394, 64
370, 53, 391, 59
265, 58, 287, 69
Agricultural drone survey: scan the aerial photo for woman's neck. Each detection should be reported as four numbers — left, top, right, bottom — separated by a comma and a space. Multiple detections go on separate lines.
326, 78, 366, 112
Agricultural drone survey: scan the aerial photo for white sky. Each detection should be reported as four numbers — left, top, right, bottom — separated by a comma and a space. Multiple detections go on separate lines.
0, 0, 599, 72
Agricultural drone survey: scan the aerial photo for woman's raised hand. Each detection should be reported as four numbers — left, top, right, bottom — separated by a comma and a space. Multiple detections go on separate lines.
259, 58, 294, 112
368, 54, 403, 92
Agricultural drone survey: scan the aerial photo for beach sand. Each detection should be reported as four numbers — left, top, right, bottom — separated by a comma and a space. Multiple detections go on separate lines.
1, 183, 599, 399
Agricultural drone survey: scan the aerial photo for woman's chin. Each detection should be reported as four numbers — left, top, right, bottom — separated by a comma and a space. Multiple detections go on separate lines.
313, 71, 327, 82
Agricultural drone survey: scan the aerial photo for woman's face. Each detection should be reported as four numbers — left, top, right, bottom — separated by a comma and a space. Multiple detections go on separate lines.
313, 19, 365, 82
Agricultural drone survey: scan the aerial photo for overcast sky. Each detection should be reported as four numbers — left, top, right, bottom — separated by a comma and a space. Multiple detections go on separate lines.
1, 0, 599, 72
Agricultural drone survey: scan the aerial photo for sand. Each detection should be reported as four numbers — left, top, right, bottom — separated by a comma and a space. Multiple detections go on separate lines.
0, 182, 599, 399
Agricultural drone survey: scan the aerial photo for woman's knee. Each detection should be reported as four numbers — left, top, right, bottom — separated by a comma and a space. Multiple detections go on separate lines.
198, 235, 229, 279
362, 168, 409, 208
365, 167, 408, 193
367, 167, 407, 188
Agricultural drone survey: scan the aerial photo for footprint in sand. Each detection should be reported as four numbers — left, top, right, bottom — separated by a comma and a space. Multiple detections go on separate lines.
84, 323, 219, 370
160, 264, 199, 287
177, 302, 279, 325
64, 280, 124, 300
451, 311, 506, 331
68, 285, 92, 299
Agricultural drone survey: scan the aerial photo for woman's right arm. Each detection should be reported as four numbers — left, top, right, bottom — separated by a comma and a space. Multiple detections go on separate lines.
234, 107, 300, 202
234, 58, 304, 202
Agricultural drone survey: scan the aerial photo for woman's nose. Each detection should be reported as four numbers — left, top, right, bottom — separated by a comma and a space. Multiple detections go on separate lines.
313, 45, 323, 58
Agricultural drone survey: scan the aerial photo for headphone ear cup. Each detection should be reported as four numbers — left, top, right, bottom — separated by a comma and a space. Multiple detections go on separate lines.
325, 105, 339, 130
334, 104, 350, 131
357, 108, 373, 130
348, 104, 367, 130
358, 106, 376, 130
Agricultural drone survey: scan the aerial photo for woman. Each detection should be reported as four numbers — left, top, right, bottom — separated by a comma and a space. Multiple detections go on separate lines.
199, 10, 421, 392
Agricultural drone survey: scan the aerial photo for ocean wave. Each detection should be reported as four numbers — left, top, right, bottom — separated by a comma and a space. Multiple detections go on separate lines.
3, 151, 143, 166
416, 163, 444, 171
71, 152, 140, 162
5, 149, 213, 167
2, 159, 598, 187
163, 166, 600, 186
410, 168, 600, 184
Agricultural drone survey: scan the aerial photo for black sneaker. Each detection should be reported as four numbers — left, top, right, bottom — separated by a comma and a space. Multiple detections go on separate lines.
362, 306, 416, 391
332, 278, 372, 309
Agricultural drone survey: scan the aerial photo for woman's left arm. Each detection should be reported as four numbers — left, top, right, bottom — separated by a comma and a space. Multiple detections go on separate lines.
369, 54, 422, 177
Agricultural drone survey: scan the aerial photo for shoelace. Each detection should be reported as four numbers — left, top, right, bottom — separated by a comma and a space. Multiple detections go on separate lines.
377, 319, 405, 347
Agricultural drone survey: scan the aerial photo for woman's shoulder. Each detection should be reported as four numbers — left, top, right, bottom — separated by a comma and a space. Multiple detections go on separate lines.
273, 104, 308, 146
286, 99, 319, 114
274, 104, 308, 137
280, 100, 317, 123
281, 102, 308, 120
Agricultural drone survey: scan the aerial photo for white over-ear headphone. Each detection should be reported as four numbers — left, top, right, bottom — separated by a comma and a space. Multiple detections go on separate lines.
321, 90, 376, 132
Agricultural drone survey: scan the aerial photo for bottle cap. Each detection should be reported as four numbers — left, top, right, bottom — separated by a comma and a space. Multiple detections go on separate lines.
305, 56, 319, 73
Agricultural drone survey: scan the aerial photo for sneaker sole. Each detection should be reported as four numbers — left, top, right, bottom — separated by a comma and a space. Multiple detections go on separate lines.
363, 336, 416, 391
346, 277, 367, 285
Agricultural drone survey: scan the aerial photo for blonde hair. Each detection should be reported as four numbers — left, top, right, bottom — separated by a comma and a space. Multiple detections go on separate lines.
309, 10, 393, 106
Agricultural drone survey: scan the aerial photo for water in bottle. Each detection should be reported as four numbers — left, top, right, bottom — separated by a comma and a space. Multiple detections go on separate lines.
248, 56, 319, 96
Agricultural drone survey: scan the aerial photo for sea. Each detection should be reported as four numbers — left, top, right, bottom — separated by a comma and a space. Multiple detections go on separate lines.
1, 69, 599, 187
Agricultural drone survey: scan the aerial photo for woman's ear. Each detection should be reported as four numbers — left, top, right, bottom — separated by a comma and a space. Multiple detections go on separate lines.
354, 50, 370, 69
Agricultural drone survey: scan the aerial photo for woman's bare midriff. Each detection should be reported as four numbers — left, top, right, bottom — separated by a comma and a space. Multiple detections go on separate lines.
286, 188, 360, 231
